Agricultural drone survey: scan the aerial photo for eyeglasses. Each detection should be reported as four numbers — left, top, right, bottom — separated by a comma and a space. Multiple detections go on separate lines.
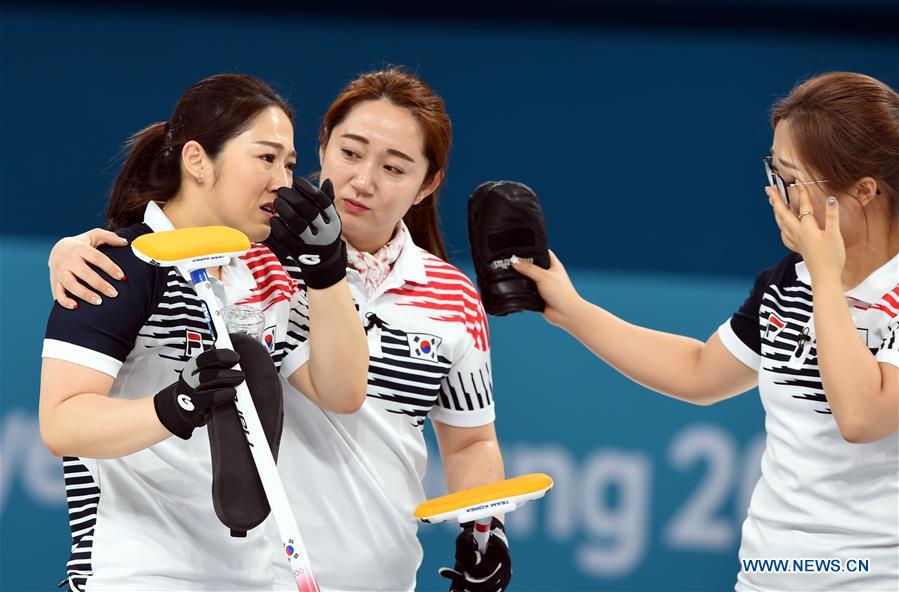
763, 156, 828, 206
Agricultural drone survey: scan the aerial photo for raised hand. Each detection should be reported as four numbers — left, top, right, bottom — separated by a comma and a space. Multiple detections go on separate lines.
269, 177, 347, 289
767, 184, 846, 284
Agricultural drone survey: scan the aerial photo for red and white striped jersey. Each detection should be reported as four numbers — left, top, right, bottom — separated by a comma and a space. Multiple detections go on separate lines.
270, 229, 495, 591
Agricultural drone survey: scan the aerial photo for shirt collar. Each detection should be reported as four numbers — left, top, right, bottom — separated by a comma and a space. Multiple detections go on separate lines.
795, 253, 899, 306
144, 201, 176, 232
142, 202, 255, 304
388, 222, 429, 286
345, 221, 430, 288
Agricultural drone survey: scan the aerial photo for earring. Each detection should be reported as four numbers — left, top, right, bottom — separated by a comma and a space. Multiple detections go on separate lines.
196, 176, 204, 184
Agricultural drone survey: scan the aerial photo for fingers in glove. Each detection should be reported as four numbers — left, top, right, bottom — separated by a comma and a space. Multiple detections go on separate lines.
294, 177, 334, 211
275, 188, 322, 232
202, 387, 238, 407
194, 348, 240, 369
195, 367, 245, 389
319, 178, 335, 203
268, 216, 301, 251
437, 567, 467, 592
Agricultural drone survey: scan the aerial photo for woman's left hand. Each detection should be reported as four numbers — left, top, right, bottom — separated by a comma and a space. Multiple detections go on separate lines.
768, 184, 846, 284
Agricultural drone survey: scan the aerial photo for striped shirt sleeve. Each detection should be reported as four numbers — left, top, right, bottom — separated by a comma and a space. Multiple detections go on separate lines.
431, 312, 495, 428
279, 291, 311, 377
42, 230, 158, 378
718, 254, 797, 371
260, 239, 312, 378
875, 317, 899, 368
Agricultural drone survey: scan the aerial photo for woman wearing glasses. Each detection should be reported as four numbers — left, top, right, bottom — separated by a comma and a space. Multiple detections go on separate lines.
514, 71, 899, 590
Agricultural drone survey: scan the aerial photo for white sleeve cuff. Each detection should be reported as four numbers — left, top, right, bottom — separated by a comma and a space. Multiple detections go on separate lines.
875, 348, 899, 369
41, 339, 123, 378
279, 342, 310, 378
717, 320, 761, 371
429, 404, 496, 428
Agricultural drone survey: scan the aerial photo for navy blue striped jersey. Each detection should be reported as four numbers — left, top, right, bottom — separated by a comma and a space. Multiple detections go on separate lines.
43, 203, 309, 591
718, 253, 899, 591
269, 224, 495, 591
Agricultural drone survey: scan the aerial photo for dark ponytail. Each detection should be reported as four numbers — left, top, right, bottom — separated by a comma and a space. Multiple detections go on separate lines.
107, 74, 294, 230
107, 122, 180, 229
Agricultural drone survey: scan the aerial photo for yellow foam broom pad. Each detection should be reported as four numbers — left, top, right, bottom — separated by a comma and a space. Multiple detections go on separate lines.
415, 473, 553, 520
131, 226, 250, 264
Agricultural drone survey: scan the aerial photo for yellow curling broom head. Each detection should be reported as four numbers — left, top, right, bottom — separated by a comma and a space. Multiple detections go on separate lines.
415, 473, 553, 524
131, 226, 250, 268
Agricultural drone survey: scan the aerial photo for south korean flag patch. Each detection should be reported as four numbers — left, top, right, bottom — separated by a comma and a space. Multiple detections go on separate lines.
407, 333, 442, 363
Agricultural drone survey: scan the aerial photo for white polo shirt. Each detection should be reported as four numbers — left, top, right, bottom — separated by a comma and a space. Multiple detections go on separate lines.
42, 202, 310, 591
718, 252, 899, 591
269, 230, 495, 591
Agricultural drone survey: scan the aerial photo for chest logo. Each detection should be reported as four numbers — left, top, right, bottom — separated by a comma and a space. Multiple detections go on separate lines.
764, 314, 787, 340
185, 330, 203, 357
407, 333, 442, 363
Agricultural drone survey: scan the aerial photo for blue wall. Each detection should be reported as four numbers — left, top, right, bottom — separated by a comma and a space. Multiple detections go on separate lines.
1, 3, 896, 591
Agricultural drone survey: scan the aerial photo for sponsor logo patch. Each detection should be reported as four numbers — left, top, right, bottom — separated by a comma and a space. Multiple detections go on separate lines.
185, 330, 203, 357
764, 314, 787, 340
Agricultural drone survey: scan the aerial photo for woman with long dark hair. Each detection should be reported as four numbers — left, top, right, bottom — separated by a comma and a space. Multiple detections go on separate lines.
40, 73, 368, 591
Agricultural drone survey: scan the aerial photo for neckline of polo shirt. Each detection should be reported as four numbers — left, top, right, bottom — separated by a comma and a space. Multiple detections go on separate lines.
843, 252, 899, 305
385, 229, 429, 286
144, 201, 176, 233
141, 201, 255, 295
795, 253, 898, 306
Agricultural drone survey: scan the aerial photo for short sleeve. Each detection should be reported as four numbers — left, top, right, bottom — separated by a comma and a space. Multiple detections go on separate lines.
278, 291, 311, 377
717, 254, 799, 371
430, 300, 495, 428
246, 240, 310, 378
875, 317, 899, 368
42, 226, 159, 378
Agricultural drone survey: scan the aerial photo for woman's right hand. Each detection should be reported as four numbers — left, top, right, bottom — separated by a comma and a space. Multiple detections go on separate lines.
511, 250, 584, 328
49, 228, 128, 309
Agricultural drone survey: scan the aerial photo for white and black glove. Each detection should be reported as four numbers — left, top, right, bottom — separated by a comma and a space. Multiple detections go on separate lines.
439, 518, 512, 592
270, 177, 347, 289
154, 348, 244, 440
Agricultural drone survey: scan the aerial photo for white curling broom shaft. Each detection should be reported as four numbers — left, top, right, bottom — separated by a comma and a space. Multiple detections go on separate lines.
191, 268, 319, 592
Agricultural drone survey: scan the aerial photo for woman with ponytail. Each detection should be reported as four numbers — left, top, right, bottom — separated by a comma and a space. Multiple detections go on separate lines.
48, 67, 510, 592
40, 73, 368, 591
